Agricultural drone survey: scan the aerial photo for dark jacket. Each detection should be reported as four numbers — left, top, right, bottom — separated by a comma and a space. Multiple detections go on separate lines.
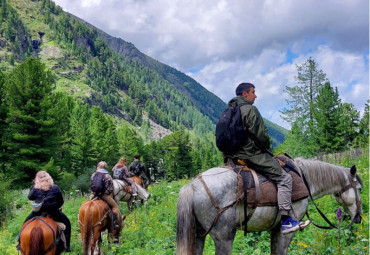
91, 169, 114, 195
223, 96, 271, 160
28, 184, 64, 213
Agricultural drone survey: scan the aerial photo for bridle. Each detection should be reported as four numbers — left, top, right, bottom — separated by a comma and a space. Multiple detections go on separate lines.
302, 171, 362, 230
333, 175, 363, 221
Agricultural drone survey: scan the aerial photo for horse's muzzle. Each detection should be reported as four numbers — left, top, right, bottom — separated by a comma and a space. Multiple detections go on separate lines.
354, 213, 362, 224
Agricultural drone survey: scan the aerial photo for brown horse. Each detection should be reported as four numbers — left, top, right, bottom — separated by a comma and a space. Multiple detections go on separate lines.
130, 176, 143, 187
18, 216, 63, 255
78, 198, 123, 255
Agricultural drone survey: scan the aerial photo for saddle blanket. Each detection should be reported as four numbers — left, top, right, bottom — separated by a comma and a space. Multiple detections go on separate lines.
232, 156, 309, 207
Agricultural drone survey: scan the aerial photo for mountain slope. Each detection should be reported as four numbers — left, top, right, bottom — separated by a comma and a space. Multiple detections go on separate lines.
81, 20, 288, 145
0, 0, 287, 145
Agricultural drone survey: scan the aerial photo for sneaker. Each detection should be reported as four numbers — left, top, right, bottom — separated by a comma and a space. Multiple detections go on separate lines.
132, 193, 138, 196
281, 217, 310, 234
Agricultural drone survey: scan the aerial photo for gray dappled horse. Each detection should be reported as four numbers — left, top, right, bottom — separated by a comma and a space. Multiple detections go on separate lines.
112, 179, 150, 210
176, 157, 363, 255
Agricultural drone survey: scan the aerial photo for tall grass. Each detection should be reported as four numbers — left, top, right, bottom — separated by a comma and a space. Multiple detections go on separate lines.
0, 148, 368, 254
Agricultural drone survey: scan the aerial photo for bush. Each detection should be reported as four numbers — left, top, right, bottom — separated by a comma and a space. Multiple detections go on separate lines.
74, 168, 95, 194
57, 172, 76, 192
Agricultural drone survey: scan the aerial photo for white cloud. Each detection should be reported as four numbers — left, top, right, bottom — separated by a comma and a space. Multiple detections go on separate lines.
52, 0, 369, 129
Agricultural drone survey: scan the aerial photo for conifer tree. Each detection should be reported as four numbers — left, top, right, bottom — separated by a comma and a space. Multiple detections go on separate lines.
69, 103, 94, 176
4, 58, 58, 186
281, 58, 327, 126
338, 103, 360, 146
311, 82, 342, 152
357, 99, 369, 146
0, 71, 8, 174
89, 106, 119, 166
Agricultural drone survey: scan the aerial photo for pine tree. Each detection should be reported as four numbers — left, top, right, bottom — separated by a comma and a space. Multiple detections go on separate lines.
0, 71, 8, 174
4, 58, 58, 186
357, 99, 369, 146
69, 103, 94, 176
281, 58, 327, 126
311, 82, 342, 152
338, 103, 360, 146
48, 92, 75, 173
89, 106, 119, 167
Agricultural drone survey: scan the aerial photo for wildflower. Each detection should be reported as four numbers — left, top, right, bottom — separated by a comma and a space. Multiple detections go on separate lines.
297, 241, 308, 248
336, 207, 342, 221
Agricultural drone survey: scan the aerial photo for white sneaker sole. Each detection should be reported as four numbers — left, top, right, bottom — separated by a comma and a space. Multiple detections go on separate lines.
282, 220, 310, 234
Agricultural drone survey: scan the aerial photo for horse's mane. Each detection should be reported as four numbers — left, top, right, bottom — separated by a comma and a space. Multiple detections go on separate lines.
294, 157, 349, 191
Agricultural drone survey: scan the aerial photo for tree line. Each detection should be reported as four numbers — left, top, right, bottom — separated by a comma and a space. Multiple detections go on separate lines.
276, 58, 369, 157
0, 58, 222, 200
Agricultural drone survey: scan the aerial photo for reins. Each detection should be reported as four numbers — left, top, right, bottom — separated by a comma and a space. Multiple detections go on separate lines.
299, 163, 362, 230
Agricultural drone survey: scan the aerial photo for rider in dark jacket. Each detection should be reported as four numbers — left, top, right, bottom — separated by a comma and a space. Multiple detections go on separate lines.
128, 155, 149, 189
222, 82, 310, 234
23, 171, 71, 252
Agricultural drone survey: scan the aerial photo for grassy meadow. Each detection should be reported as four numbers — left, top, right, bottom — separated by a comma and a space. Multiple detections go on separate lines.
0, 149, 368, 254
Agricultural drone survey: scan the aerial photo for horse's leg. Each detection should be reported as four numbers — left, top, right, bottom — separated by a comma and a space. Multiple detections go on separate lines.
270, 224, 295, 255
91, 227, 101, 255
195, 236, 206, 255
208, 209, 237, 255
210, 228, 236, 255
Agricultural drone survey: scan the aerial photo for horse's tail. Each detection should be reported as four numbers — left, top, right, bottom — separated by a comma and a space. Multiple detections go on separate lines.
136, 184, 150, 200
82, 203, 93, 255
29, 226, 44, 255
176, 183, 196, 255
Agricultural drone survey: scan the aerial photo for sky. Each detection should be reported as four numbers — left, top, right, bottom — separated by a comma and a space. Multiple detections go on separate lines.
53, 0, 369, 129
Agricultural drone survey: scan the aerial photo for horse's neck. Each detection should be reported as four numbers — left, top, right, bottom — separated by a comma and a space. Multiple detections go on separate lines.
307, 181, 343, 200
299, 161, 348, 200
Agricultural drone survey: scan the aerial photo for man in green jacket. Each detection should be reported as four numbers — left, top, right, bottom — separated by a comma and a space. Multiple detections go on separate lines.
224, 82, 310, 234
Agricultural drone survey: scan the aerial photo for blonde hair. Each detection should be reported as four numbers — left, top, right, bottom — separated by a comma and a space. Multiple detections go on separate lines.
114, 158, 126, 168
34, 171, 54, 191
97, 161, 108, 169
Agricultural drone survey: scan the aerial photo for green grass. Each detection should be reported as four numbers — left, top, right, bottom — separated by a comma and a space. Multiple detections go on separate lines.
0, 150, 368, 254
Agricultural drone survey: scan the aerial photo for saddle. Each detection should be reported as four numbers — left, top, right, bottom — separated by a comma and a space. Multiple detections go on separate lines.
17, 214, 67, 252
231, 155, 309, 207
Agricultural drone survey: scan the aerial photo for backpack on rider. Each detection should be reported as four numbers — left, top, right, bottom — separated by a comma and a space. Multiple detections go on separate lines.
215, 103, 249, 153
131, 161, 142, 176
91, 172, 106, 196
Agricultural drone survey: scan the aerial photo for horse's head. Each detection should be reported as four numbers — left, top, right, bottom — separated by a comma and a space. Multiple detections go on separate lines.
111, 214, 126, 241
334, 165, 363, 224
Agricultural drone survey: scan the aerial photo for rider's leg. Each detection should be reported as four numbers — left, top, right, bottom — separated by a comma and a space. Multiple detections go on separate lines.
123, 177, 138, 196
141, 172, 149, 188
53, 211, 72, 251
102, 194, 124, 229
245, 153, 310, 234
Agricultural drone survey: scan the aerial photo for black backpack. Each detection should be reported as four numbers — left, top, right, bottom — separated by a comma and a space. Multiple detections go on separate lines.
131, 162, 142, 176
91, 172, 106, 196
215, 104, 249, 153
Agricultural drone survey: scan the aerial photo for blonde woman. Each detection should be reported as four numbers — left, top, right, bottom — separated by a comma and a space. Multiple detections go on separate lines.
23, 171, 71, 252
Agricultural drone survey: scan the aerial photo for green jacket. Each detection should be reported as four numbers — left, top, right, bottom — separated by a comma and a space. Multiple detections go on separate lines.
223, 96, 271, 160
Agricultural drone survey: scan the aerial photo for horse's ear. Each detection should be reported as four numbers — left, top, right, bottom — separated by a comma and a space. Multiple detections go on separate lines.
350, 165, 357, 175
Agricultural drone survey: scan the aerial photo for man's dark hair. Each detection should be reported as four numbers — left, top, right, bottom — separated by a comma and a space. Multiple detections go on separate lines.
134, 155, 140, 160
236, 82, 255, 96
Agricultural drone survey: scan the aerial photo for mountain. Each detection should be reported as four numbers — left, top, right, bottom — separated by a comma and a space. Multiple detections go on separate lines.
0, 0, 287, 146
